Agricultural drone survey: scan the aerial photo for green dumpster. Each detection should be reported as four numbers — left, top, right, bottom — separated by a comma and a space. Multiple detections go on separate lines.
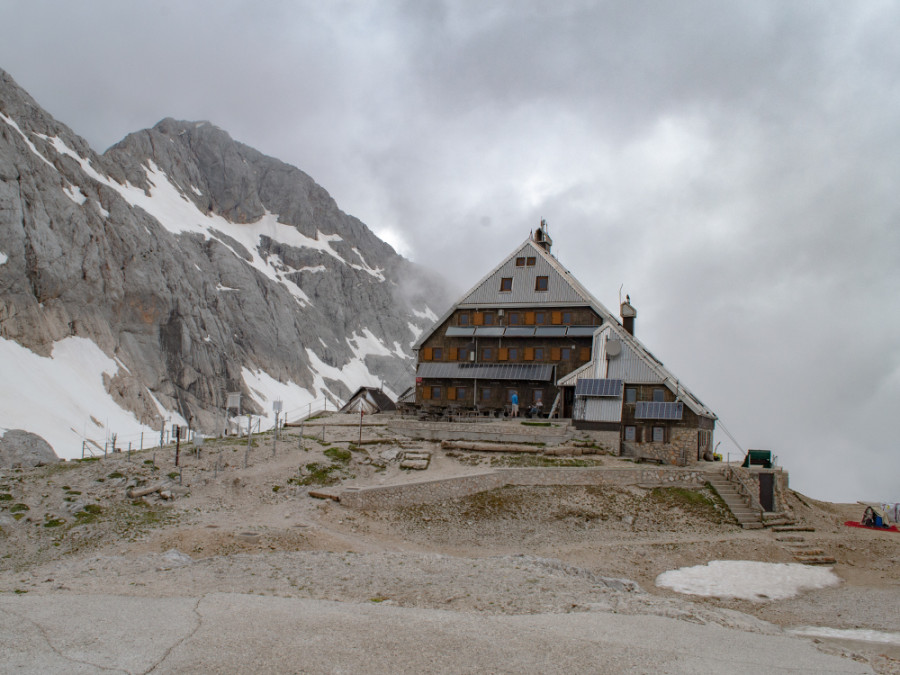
741, 449, 772, 468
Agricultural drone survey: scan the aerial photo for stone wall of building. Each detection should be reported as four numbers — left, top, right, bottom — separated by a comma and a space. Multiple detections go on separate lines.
621, 428, 698, 466
728, 465, 790, 513
338, 466, 709, 510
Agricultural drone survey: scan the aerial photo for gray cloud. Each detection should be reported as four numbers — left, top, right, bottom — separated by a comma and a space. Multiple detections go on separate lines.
1, 0, 898, 501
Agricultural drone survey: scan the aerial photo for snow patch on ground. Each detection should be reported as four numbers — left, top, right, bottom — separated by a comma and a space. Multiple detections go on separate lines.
240, 367, 321, 426
787, 626, 900, 645
0, 251, 7, 266
0, 337, 169, 459
655, 560, 841, 601
412, 306, 438, 322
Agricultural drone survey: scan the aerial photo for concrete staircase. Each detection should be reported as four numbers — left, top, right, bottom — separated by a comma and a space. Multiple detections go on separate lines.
707, 473, 763, 529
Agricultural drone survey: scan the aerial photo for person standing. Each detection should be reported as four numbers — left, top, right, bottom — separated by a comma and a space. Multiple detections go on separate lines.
511, 391, 519, 417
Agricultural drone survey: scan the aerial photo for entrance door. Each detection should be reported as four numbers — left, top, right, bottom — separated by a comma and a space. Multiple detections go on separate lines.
758, 473, 775, 512
563, 387, 575, 418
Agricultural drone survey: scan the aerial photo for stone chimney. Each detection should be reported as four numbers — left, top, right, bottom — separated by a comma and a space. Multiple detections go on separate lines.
620, 295, 636, 335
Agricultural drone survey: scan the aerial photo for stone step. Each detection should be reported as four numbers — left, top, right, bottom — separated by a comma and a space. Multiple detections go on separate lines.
794, 555, 836, 565
775, 535, 806, 542
740, 522, 764, 530
772, 525, 815, 533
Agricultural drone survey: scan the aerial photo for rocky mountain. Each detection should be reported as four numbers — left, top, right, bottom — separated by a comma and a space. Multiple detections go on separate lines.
0, 68, 450, 457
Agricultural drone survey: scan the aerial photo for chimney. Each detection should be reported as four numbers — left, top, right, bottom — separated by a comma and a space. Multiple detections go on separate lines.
533, 219, 553, 253
620, 294, 636, 335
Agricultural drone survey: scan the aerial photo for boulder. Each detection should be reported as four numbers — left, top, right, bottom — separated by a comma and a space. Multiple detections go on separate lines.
0, 430, 60, 468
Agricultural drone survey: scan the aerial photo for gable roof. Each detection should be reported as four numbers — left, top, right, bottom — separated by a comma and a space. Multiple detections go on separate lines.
413, 234, 620, 349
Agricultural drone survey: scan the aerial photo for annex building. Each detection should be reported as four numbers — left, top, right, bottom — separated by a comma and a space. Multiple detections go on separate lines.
413, 221, 716, 465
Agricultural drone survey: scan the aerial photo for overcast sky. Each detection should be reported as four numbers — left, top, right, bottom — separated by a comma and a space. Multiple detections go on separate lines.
2, 1, 898, 503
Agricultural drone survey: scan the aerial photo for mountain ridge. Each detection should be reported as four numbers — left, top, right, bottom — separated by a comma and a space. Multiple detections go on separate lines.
0, 67, 449, 456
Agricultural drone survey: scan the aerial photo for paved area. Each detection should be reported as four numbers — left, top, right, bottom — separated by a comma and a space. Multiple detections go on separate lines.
0, 593, 873, 674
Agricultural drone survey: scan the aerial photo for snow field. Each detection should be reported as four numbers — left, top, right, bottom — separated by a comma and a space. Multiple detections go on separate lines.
655, 560, 841, 602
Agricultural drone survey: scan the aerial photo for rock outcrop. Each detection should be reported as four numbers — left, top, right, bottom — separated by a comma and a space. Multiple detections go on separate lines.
0, 430, 59, 468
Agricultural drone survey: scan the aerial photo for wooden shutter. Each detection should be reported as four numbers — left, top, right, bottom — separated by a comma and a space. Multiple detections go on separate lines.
473, 312, 484, 326
525, 311, 535, 325
551, 311, 562, 325
579, 347, 591, 361
449, 347, 458, 361
448, 387, 457, 401
550, 347, 561, 361
524, 347, 535, 361
498, 347, 509, 361
423, 386, 432, 400
423, 347, 433, 361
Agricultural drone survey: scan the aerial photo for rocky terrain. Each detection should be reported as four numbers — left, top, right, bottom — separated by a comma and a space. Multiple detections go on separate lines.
0, 66, 452, 456
1, 414, 898, 673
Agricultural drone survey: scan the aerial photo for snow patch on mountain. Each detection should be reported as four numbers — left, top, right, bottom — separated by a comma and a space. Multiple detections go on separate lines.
0, 251, 7, 266
0, 336, 169, 459
407, 322, 423, 343
305, 349, 397, 401
63, 183, 87, 205
240, 367, 322, 426
0, 112, 55, 168
412, 306, 438, 321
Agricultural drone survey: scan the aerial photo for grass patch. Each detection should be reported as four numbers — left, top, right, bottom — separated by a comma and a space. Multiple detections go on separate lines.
272, 485, 281, 493
0, 494, 12, 501
77, 456, 100, 462
291, 462, 341, 487
323, 447, 352, 464
107, 472, 124, 479
520, 421, 552, 427
489, 455, 603, 468
649, 484, 737, 525
43, 517, 65, 528
167, 472, 180, 480
9, 503, 29, 513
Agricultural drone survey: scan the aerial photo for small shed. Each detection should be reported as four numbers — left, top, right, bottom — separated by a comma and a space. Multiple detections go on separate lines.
339, 387, 397, 414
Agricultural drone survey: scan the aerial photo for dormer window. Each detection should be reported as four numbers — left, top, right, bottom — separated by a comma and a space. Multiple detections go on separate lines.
500, 277, 513, 292
535, 276, 548, 292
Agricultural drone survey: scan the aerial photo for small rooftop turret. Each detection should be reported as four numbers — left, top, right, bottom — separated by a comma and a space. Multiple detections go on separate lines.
533, 219, 552, 253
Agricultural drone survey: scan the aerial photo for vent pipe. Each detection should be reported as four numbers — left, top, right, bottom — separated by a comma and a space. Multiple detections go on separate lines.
620, 294, 636, 336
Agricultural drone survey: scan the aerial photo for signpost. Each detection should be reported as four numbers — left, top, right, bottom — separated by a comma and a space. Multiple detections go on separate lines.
272, 400, 283, 456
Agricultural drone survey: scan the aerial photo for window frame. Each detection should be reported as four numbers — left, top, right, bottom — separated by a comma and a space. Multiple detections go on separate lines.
562, 311, 572, 324
534, 347, 545, 361
624, 425, 636, 441
535, 276, 549, 292
515, 257, 526, 267
482, 347, 493, 361
653, 388, 665, 403
508, 312, 521, 325
431, 385, 442, 400
535, 311, 545, 324
432, 347, 443, 361
458, 313, 469, 326
625, 388, 637, 404
652, 426, 665, 443
508, 347, 518, 361
500, 277, 513, 292
483, 313, 495, 325
526, 256, 536, 266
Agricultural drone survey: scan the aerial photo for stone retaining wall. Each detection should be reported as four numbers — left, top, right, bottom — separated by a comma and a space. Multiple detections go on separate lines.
338, 467, 710, 510
388, 423, 570, 446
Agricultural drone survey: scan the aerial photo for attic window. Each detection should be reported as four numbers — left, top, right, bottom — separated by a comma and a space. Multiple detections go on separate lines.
500, 277, 513, 292
516, 257, 526, 266
526, 257, 536, 266
535, 276, 549, 292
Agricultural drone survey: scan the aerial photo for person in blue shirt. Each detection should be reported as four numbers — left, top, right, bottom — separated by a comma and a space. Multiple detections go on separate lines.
510, 391, 519, 417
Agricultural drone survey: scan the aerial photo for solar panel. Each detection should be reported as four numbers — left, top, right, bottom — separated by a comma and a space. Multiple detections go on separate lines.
566, 326, 598, 337
473, 327, 505, 337
575, 379, 623, 397
445, 327, 475, 337
416, 363, 554, 381
635, 401, 683, 420
534, 326, 567, 337
504, 327, 536, 337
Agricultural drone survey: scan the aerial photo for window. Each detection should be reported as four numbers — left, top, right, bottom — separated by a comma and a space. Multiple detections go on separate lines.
431, 386, 442, 400
535, 311, 546, 324
507, 389, 518, 402
508, 347, 518, 361
480, 387, 491, 402
508, 312, 521, 325
561, 347, 571, 360
533, 389, 543, 402
534, 347, 545, 360
535, 276, 549, 292
625, 388, 637, 404
653, 388, 665, 402
526, 257, 536, 266
515, 257, 526, 267
458, 313, 469, 326
624, 426, 636, 441
652, 426, 665, 443
562, 311, 572, 324
482, 347, 493, 360
483, 313, 494, 325
500, 277, 513, 292
432, 347, 443, 361
456, 386, 467, 401
458, 347, 468, 361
